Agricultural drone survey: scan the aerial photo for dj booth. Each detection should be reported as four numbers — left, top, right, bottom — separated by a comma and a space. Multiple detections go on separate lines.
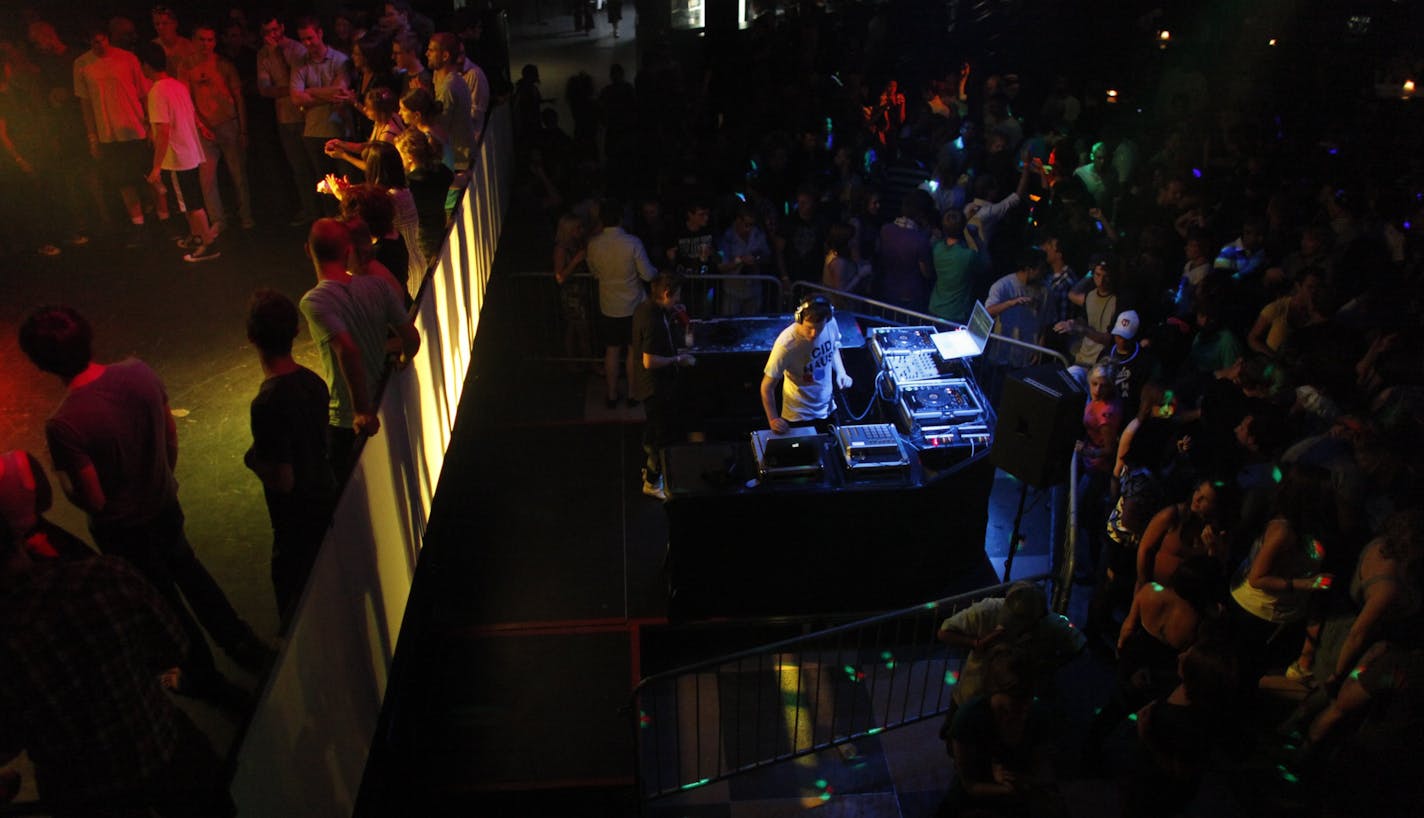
662, 309, 1001, 620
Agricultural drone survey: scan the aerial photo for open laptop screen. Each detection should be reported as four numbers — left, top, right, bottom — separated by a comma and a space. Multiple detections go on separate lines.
930, 301, 992, 360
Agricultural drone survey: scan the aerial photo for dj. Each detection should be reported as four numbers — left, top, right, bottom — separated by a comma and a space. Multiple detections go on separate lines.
761, 295, 853, 434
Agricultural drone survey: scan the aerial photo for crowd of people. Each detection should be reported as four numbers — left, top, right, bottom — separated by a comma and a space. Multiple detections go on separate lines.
1, 0, 1422, 814
0, 1, 486, 275
521, 4, 1422, 815
0, 5, 473, 813
1, 219, 422, 814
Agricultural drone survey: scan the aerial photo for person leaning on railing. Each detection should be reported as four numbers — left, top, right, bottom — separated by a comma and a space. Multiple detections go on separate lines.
935, 581, 1085, 722
941, 646, 1067, 817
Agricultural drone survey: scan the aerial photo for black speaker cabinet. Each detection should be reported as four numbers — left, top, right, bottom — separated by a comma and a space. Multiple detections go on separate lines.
990, 365, 1084, 488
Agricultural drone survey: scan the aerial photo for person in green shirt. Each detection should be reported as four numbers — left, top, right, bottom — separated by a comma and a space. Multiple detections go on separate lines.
929, 209, 979, 324
1187, 298, 1243, 378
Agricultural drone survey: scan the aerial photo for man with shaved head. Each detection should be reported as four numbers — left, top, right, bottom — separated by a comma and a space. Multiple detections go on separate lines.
425, 32, 474, 168
298, 219, 420, 480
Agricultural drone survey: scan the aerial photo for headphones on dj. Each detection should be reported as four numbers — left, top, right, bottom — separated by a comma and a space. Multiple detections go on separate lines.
794, 295, 834, 324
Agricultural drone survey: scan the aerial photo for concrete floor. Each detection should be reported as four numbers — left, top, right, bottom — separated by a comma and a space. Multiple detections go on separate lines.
0, 219, 328, 801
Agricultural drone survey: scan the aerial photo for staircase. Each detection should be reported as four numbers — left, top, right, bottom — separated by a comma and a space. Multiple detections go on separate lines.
632, 578, 1055, 815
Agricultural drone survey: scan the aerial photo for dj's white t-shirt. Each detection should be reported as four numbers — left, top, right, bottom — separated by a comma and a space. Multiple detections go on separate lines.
764, 317, 839, 422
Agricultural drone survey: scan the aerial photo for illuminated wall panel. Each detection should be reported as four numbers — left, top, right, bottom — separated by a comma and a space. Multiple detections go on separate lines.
229, 106, 513, 817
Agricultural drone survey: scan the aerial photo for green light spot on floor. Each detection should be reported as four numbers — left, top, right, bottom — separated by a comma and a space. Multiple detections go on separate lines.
1128, 713, 1138, 722
924, 601, 938, 609
867, 727, 884, 735
881, 650, 893, 660
1273, 465, 1283, 483
820, 792, 832, 801
815, 778, 827, 788
945, 670, 959, 685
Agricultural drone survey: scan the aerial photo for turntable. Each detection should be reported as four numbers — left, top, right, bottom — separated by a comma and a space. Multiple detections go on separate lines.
868, 325, 937, 370
896, 379, 983, 426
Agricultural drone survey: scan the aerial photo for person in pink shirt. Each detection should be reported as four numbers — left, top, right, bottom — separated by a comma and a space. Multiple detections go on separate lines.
1077, 362, 1123, 580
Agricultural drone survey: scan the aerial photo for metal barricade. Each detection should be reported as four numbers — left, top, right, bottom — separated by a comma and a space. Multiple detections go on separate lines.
501, 271, 786, 362
630, 575, 1054, 802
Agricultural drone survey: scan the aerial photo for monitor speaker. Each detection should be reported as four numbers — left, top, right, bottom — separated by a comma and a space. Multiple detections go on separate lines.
990, 365, 1084, 488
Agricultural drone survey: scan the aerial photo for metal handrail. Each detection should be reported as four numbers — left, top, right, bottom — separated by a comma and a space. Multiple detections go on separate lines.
787, 281, 1073, 369
502, 272, 1070, 370
630, 574, 1053, 802
500, 270, 788, 361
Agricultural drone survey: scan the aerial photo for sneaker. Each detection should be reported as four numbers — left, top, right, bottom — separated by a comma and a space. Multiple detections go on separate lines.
641, 478, 667, 500
175, 234, 200, 249
183, 242, 221, 262
37, 244, 61, 257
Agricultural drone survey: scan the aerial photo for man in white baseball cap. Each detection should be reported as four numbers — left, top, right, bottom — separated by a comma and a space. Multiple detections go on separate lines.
1105, 309, 1156, 414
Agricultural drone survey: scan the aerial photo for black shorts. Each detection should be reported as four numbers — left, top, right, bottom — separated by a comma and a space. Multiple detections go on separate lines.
97, 139, 149, 188
166, 167, 204, 213
598, 314, 632, 348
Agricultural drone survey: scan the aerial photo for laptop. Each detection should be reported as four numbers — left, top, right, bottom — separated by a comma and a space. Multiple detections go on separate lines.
930, 300, 992, 360
751, 427, 824, 477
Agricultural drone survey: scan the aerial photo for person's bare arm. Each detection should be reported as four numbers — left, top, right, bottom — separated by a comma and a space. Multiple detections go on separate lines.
80, 98, 100, 158
1247, 520, 1331, 593
225, 60, 248, 144
0, 118, 33, 173
1113, 418, 1139, 479
1331, 582, 1398, 682
58, 463, 106, 514
148, 121, 172, 184
325, 139, 370, 170
294, 83, 350, 105
1247, 307, 1274, 355
395, 320, 421, 362
986, 295, 1031, 318
331, 331, 378, 436
291, 65, 349, 108
553, 244, 586, 285
832, 344, 852, 389
760, 374, 787, 433
1308, 666, 1373, 745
